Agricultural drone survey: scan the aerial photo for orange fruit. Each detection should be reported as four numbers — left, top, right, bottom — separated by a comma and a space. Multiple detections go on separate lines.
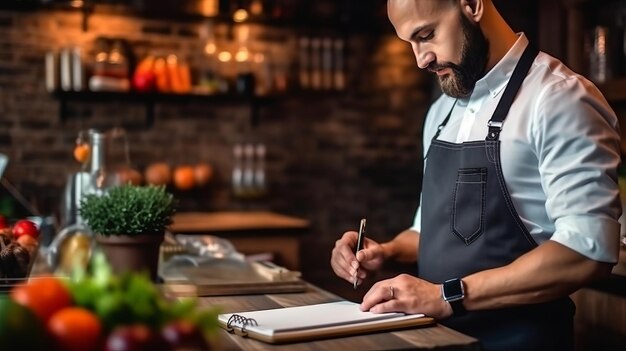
144, 162, 171, 186
173, 165, 196, 190
73, 144, 90, 163
10, 276, 73, 323
194, 162, 214, 186
118, 168, 143, 186
48, 307, 102, 351
16, 234, 38, 256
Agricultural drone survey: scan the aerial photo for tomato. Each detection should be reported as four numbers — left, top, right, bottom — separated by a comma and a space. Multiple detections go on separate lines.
12, 219, 39, 239
132, 71, 157, 92
10, 276, 73, 323
48, 307, 102, 351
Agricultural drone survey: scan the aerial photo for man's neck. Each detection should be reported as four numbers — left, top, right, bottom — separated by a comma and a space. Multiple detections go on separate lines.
480, 3, 519, 72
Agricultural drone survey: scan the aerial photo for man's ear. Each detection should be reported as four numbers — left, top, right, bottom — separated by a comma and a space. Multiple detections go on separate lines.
460, 0, 484, 23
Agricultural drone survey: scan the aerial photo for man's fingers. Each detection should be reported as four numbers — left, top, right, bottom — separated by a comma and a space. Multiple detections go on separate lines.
331, 232, 360, 283
369, 299, 402, 314
331, 250, 353, 281
361, 280, 393, 311
355, 249, 366, 262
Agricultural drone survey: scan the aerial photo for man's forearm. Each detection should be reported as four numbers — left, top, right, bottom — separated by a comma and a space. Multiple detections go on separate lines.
463, 240, 613, 310
382, 229, 420, 263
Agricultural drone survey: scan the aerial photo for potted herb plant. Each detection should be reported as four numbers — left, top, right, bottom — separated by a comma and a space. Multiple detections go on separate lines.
79, 184, 176, 280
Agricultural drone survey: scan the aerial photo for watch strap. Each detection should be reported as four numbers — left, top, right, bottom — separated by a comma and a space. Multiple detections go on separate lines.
449, 299, 467, 316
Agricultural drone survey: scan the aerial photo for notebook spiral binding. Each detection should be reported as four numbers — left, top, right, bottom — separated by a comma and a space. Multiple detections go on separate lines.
227, 314, 259, 336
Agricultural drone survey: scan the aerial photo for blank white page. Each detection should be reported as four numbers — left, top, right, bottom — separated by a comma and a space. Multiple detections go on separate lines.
219, 301, 420, 336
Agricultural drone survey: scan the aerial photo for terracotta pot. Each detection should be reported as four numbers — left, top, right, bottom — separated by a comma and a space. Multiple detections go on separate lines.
95, 233, 164, 281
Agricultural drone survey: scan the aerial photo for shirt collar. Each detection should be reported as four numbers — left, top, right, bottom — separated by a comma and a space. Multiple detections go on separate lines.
472, 33, 529, 100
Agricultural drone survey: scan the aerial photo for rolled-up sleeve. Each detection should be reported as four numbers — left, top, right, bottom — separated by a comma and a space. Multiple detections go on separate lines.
534, 77, 622, 263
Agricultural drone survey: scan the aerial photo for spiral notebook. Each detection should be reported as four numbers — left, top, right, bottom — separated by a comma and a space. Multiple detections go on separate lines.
218, 301, 435, 344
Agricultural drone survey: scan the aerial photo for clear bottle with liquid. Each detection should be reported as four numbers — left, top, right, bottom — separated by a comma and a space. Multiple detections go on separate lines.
232, 144, 244, 197
242, 143, 256, 198
254, 143, 267, 197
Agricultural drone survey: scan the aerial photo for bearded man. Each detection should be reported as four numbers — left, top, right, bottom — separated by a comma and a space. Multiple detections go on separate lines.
331, 1, 622, 350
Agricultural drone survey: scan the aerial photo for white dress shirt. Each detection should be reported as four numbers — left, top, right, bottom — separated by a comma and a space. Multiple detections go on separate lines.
412, 34, 622, 263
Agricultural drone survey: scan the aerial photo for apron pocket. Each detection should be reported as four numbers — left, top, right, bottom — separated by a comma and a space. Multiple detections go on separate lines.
452, 168, 487, 245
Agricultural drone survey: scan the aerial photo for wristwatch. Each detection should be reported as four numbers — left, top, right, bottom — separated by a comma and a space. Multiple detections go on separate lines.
442, 278, 467, 316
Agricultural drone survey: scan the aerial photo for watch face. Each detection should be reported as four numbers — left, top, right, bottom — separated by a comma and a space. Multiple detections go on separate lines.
443, 278, 464, 300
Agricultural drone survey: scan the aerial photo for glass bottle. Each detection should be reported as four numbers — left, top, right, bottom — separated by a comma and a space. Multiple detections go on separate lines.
232, 144, 244, 197
254, 143, 267, 197
333, 38, 346, 90
310, 38, 322, 90
322, 38, 333, 90
298, 36, 311, 89
243, 143, 256, 197
87, 129, 118, 196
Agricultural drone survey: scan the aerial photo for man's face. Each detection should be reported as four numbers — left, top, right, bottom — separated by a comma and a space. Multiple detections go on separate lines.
388, 0, 489, 98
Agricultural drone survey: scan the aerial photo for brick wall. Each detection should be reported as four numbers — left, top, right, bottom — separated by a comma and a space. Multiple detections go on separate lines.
0, 8, 431, 296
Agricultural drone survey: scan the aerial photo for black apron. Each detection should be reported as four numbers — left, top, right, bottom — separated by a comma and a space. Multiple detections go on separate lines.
418, 45, 575, 351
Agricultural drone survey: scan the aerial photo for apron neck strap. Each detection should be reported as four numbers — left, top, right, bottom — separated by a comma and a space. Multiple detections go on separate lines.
432, 100, 457, 141
486, 45, 539, 141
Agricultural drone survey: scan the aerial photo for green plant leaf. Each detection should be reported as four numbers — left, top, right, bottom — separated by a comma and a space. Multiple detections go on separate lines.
79, 185, 176, 236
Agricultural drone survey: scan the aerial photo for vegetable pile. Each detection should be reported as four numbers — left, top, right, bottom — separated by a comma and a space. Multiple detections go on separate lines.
0, 217, 39, 282
1, 253, 219, 351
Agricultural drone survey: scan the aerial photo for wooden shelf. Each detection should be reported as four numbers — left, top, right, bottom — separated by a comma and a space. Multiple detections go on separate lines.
52, 90, 274, 127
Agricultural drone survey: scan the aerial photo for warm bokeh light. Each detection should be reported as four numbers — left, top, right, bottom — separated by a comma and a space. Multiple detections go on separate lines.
253, 53, 265, 64
217, 51, 232, 62
236, 25, 250, 43
199, 0, 219, 17
235, 47, 249, 62
204, 41, 217, 55
250, 0, 263, 16
233, 9, 249, 22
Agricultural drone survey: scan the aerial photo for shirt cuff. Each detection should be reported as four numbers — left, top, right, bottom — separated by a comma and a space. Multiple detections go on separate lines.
550, 215, 620, 263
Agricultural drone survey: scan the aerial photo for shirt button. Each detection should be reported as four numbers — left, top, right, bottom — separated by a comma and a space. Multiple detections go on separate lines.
468, 108, 475, 114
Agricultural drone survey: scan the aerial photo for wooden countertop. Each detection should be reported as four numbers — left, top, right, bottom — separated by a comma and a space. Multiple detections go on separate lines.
196, 283, 481, 351
170, 211, 310, 233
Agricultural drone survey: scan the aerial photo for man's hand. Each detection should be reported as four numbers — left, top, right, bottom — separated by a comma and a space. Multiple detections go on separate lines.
360, 274, 453, 320
330, 231, 386, 286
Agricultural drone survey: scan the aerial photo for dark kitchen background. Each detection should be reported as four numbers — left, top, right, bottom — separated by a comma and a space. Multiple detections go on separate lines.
1, 1, 626, 349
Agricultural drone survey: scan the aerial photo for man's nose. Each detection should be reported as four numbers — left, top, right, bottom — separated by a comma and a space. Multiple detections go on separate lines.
413, 49, 435, 70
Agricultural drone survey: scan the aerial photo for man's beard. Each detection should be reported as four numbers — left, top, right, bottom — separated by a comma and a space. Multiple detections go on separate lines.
430, 13, 490, 98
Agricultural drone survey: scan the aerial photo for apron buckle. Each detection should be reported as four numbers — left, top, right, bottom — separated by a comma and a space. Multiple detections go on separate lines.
487, 121, 503, 140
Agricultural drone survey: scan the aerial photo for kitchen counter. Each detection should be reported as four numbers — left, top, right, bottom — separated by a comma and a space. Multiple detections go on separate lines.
195, 283, 481, 351
572, 248, 626, 350
170, 211, 310, 233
